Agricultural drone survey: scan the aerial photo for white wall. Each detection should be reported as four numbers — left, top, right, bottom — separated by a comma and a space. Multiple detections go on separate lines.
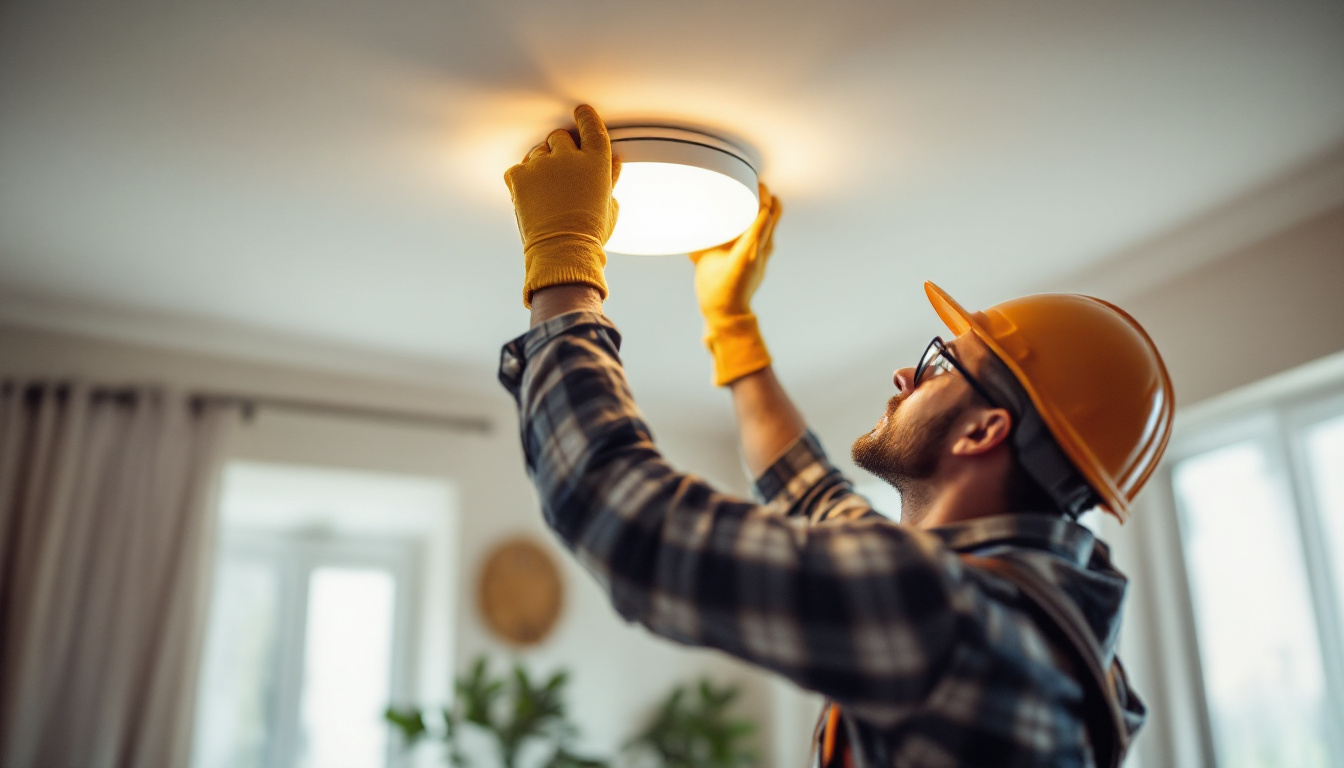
1124, 205, 1344, 409
0, 322, 780, 763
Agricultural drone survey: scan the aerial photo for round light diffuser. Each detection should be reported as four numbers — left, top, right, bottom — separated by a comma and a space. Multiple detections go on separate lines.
605, 126, 759, 256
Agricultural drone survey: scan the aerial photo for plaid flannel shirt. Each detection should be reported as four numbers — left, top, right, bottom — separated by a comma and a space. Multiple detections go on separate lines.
499, 312, 1145, 768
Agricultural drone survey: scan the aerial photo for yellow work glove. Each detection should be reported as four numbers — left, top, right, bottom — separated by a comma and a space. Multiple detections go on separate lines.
504, 104, 621, 308
688, 186, 782, 386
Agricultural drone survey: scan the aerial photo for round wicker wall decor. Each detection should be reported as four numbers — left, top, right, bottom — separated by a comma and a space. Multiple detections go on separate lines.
477, 537, 564, 646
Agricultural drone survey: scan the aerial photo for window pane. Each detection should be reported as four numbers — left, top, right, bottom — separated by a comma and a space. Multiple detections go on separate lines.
1305, 412, 1344, 630
192, 559, 281, 768
1173, 441, 1331, 768
295, 567, 397, 768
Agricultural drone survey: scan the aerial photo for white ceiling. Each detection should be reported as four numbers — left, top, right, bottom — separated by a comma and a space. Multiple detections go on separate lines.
2, 0, 1343, 431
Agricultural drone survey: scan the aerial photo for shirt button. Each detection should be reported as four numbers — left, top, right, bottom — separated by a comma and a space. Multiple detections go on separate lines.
501, 355, 521, 377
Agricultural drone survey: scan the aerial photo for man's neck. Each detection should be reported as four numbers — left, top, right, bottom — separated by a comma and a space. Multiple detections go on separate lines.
905, 474, 1013, 530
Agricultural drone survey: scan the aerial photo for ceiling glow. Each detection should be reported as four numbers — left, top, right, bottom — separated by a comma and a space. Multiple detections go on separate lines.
604, 126, 759, 256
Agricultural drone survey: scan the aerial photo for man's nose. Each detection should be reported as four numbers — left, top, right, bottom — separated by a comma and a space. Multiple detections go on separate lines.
893, 367, 916, 394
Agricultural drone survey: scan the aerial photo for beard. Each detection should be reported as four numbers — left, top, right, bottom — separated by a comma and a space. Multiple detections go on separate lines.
851, 392, 967, 522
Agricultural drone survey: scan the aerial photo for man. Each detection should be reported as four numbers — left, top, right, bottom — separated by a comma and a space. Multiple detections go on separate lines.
500, 105, 1172, 767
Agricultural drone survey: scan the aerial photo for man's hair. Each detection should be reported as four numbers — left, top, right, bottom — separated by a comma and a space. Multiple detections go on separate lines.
974, 349, 1082, 516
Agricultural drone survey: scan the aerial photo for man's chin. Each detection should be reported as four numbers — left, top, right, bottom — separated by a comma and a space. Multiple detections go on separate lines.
850, 431, 892, 480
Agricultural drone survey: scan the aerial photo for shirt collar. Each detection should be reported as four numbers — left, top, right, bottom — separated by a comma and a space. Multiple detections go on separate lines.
926, 513, 1097, 566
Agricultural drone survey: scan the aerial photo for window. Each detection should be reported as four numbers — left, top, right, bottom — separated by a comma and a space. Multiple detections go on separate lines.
192, 533, 418, 768
192, 462, 457, 768
1169, 392, 1344, 768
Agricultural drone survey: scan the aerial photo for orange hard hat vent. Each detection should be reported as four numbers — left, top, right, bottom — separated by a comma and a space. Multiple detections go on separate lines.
924, 282, 1174, 521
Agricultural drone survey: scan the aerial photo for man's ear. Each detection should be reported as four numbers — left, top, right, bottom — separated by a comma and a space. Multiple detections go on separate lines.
950, 408, 1013, 457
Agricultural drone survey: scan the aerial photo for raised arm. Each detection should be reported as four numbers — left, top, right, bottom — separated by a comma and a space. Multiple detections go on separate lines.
501, 107, 965, 718
688, 192, 806, 476
726, 366, 806, 476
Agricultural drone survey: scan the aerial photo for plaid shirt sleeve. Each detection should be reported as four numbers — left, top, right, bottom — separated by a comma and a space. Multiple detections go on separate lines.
499, 312, 978, 723
752, 429, 886, 523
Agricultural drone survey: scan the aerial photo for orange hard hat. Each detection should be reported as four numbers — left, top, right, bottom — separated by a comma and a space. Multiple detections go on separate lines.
924, 282, 1174, 521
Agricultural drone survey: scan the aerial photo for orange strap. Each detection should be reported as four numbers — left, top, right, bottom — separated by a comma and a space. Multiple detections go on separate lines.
821, 703, 840, 763
820, 703, 854, 767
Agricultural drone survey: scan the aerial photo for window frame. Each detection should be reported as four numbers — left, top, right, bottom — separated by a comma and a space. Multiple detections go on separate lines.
1283, 391, 1344, 748
1164, 385, 1344, 767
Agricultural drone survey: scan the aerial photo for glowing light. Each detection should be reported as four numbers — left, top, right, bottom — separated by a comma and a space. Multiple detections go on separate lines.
604, 127, 759, 256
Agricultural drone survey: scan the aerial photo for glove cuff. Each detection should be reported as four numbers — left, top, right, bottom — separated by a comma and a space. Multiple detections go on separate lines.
705, 313, 771, 386
522, 235, 609, 308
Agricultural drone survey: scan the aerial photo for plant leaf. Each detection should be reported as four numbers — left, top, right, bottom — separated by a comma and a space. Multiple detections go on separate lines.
384, 706, 428, 744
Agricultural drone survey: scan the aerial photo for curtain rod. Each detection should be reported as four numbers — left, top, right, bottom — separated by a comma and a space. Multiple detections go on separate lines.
193, 392, 492, 435
5, 381, 492, 435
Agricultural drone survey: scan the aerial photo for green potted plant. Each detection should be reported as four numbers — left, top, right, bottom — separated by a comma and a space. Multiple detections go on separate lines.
387, 656, 608, 768
624, 679, 759, 768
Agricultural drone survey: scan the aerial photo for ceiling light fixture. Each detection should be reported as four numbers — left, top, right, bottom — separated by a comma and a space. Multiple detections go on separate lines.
604, 126, 759, 256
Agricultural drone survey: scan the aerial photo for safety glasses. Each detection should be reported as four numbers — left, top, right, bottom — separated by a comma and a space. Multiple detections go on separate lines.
913, 337, 1002, 407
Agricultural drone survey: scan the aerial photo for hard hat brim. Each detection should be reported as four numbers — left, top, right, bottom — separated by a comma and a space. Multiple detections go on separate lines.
924, 281, 975, 339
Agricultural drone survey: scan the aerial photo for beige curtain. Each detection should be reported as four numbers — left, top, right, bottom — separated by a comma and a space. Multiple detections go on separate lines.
0, 381, 230, 768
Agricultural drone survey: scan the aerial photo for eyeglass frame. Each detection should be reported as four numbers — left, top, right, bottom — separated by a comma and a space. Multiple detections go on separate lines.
912, 336, 1004, 408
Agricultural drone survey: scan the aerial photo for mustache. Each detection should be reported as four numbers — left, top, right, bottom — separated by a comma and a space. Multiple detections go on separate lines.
870, 393, 905, 431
